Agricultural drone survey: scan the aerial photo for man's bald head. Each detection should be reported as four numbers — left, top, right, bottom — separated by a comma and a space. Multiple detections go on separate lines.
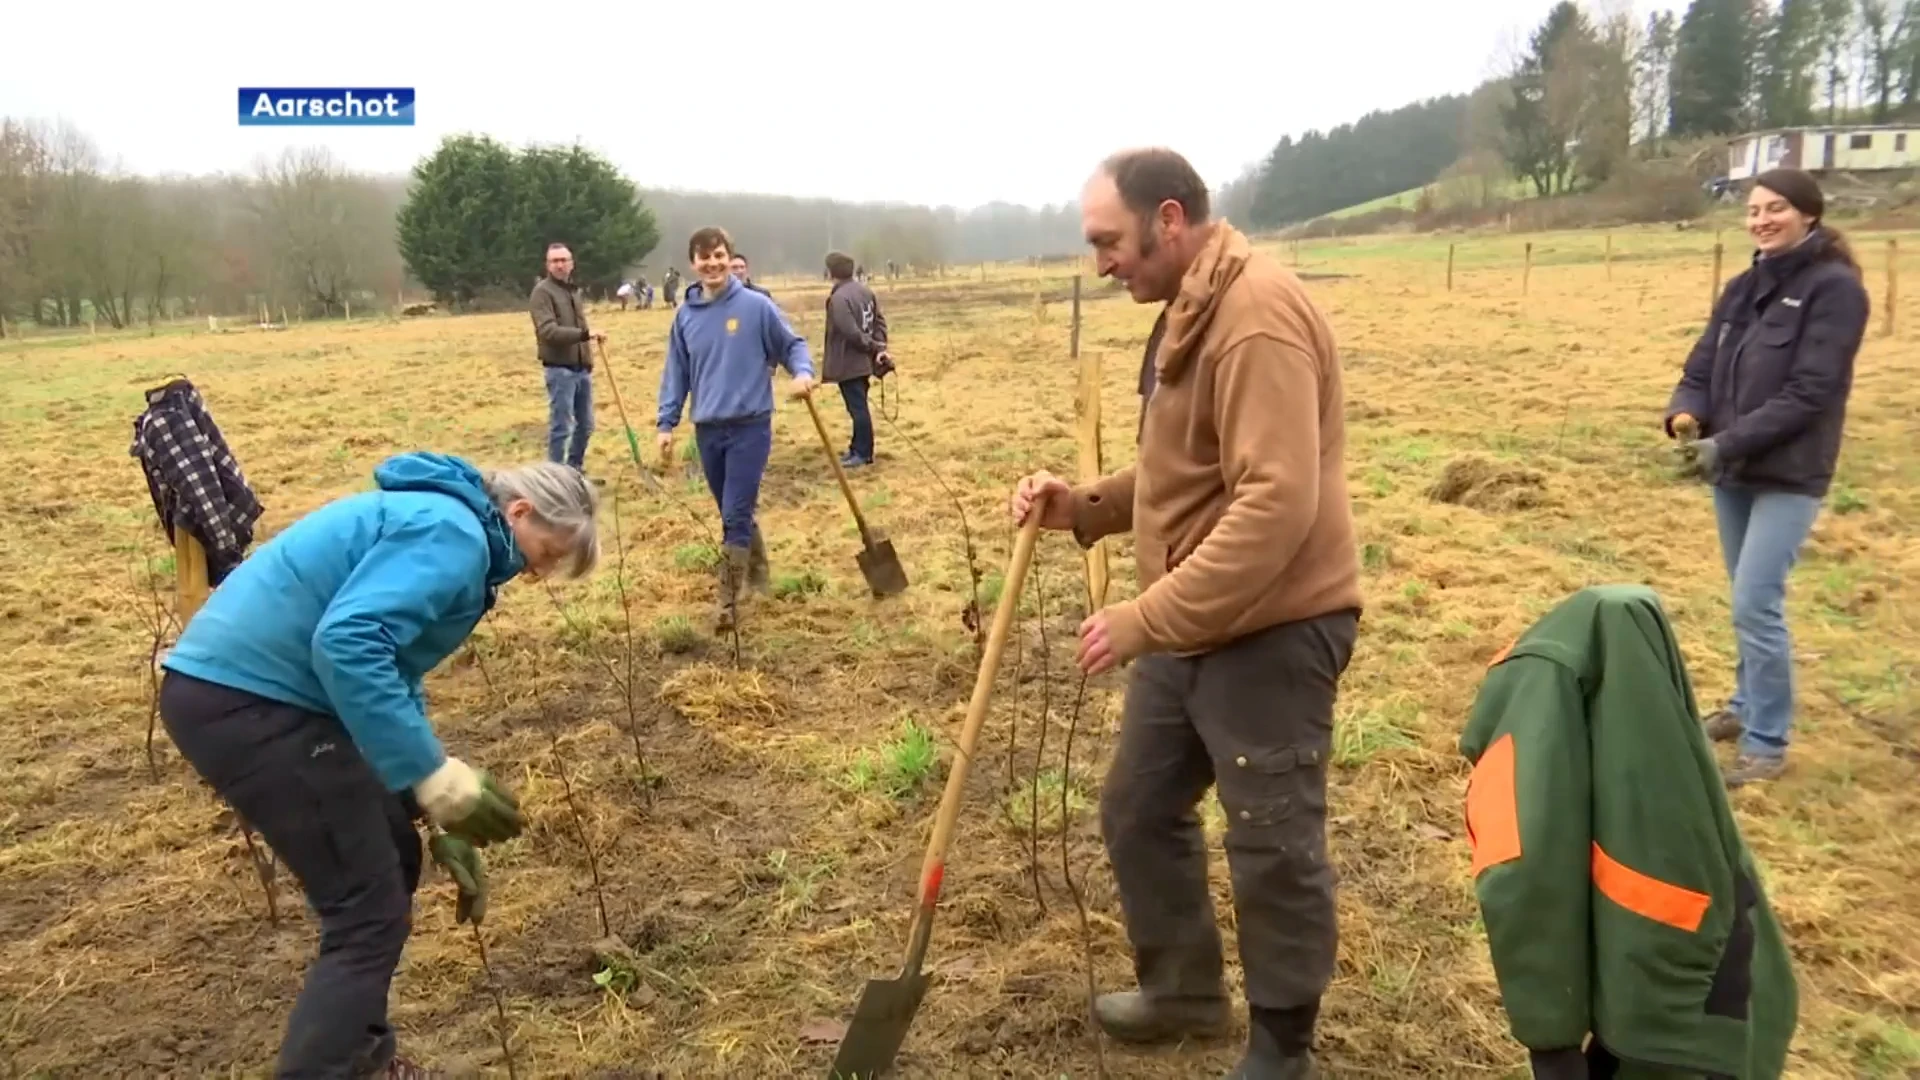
1082, 147, 1213, 304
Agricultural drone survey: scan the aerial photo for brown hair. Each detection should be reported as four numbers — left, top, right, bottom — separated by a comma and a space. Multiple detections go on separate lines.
1100, 147, 1211, 225
825, 251, 855, 280
687, 227, 733, 262
1752, 168, 1859, 275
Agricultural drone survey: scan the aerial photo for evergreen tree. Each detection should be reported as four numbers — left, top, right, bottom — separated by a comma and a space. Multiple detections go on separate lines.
1501, 2, 1598, 196
1755, 0, 1823, 126
397, 135, 658, 304
1670, 0, 1757, 135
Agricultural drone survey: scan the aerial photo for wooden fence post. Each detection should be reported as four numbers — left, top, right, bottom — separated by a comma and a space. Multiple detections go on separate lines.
1886, 238, 1899, 337
176, 527, 211, 625
1447, 243, 1455, 292
1073, 276, 1108, 610
1605, 232, 1613, 281
1711, 236, 1725, 316
1523, 242, 1533, 297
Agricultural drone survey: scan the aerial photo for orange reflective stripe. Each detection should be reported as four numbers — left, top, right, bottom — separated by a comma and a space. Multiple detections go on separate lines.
1465, 733, 1522, 876
1488, 636, 1518, 668
1591, 842, 1711, 932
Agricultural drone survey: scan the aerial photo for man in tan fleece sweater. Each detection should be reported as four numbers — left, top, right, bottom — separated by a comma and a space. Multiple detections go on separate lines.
1011, 148, 1362, 1080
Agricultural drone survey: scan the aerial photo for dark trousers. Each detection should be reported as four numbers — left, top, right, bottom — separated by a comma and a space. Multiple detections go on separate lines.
694, 415, 773, 550
160, 671, 422, 1080
1100, 610, 1359, 1011
543, 365, 594, 469
838, 376, 874, 462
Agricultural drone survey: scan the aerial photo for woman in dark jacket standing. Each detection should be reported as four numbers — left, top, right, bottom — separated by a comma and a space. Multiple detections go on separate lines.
1665, 168, 1870, 788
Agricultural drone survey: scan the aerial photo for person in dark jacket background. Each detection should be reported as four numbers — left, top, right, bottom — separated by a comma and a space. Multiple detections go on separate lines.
529, 243, 606, 474
821, 251, 891, 467
730, 252, 771, 297
1665, 168, 1869, 787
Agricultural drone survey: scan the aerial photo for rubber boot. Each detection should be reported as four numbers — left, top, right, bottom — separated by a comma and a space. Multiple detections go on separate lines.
1222, 1003, 1322, 1080
747, 526, 771, 596
715, 545, 750, 632
1092, 990, 1231, 1045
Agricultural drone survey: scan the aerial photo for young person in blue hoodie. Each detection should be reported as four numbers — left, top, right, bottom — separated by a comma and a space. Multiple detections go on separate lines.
656, 226, 816, 630
157, 453, 600, 1079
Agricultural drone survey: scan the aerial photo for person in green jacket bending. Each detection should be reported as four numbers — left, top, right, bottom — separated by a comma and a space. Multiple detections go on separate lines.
1460, 584, 1797, 1079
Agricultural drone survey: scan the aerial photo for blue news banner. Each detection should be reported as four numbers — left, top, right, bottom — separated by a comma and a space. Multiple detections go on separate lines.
239, 88, 415, 126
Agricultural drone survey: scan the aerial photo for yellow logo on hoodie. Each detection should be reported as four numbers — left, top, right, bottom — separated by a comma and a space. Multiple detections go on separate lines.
726, 317, 739, 335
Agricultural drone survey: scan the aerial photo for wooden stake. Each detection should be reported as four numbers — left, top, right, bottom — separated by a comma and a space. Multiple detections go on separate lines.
176, 527, 211, 625
1711, 239, 1725, 316
1070, 274, 1082, 360
1076, 353, 1109, 611
1447, 243, 1455, 292
1523, 242, 1533, 297
1886, 238, 1898, 336
1605, 233, 1613, 281
344, 300, 351, 321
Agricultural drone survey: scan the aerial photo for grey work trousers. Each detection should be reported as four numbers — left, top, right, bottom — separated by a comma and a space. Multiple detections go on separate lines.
1099, 609, 1359, 1010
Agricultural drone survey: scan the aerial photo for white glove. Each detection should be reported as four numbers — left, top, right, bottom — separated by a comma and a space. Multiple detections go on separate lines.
413, 757, 482, 827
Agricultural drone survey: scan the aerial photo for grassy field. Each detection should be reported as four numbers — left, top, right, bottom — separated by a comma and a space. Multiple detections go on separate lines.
2, 225, 1917, 1078
1325, 177, 1534, 220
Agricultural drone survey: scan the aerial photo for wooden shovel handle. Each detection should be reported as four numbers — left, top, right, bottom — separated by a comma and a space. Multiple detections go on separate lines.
801, 391, 876, 545
898, 499, 1048, 971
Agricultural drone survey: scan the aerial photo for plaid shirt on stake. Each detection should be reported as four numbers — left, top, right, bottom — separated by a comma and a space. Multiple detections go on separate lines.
130, 377, 264, 584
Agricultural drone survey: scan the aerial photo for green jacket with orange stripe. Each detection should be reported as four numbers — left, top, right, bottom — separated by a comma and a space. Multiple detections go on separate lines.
1459, 584, 1797, 1079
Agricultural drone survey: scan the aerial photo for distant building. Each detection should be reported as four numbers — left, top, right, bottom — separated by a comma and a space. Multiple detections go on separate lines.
1727, 124, 1920, 180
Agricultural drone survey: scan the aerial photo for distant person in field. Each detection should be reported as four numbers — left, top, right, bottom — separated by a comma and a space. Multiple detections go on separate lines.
529, 242, 605, 477
636, 274, 654, 310
663, 266, 682, 308
156, 454, 599, 1079
1010, 147, 1360, 1080
656, 226, 816, 631
616, 279, 636, 311
730, 252, 771, 297
822, 250, 892, 468
1665, 167, 1869, 788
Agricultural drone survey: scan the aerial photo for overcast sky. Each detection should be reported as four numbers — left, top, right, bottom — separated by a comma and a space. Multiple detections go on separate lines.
2, 0, 1679, 209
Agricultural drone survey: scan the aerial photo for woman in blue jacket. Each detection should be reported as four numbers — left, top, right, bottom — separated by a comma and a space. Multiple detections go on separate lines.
1665, 168, 1869, 788
158, 453, 600, 1078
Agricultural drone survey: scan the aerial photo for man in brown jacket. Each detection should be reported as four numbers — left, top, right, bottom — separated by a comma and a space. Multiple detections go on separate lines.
529, 242, 605, 472
1011, 148, 1363, 1080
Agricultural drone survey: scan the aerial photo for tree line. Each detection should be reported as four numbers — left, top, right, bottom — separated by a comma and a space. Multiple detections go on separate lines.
0, 120, 1092, 331
1244, 0, 1920, 231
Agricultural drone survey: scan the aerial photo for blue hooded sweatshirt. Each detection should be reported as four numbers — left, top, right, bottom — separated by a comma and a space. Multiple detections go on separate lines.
162, 452, 525, 792
657, 278, 814, 431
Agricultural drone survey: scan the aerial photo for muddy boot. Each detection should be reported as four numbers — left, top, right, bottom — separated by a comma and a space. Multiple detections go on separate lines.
1222, 1004, 1322, 1080
747, 527, 771, 596
1724, 753, 1786, 788
713, 545, 750, 632
1702, 708, 1743, 742
1093, 991, 1231, 1045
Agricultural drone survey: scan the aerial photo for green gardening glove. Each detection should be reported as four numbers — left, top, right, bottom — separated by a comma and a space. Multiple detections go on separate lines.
413, 758, 525, 846
429, 831, 489, 926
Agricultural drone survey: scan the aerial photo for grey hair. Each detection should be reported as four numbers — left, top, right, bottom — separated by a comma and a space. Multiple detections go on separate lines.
483, 462, 601, 578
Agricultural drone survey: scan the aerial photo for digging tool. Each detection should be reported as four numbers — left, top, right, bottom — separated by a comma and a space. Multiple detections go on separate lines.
801, 392, 909, 598
827, 502, 1048, 1079
593, 341, 665, 495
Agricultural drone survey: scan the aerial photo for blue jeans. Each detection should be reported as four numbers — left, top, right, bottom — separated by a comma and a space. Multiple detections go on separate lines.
1711, 486, 1822, 759
839, 376, 874, 462
543, 366, 594, 468
694, 415, 773, 549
